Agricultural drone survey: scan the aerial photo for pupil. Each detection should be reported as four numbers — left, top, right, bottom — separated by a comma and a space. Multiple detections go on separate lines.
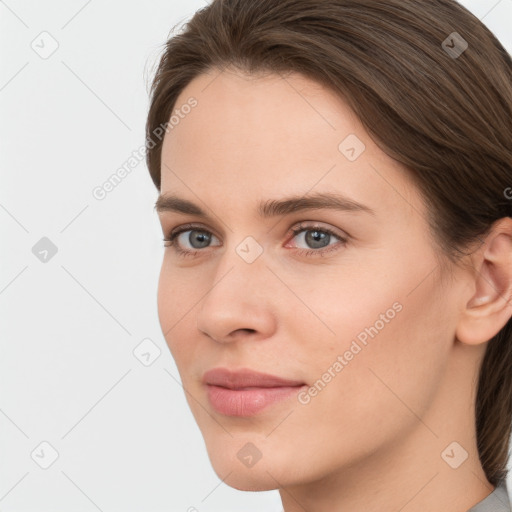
306, 230, 329, 249
190, 231, 211, 249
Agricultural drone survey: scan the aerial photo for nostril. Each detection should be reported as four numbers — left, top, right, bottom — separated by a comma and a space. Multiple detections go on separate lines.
228, 328, 257, 337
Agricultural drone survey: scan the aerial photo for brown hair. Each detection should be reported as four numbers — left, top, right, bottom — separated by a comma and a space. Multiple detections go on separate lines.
145, 0, 512, 485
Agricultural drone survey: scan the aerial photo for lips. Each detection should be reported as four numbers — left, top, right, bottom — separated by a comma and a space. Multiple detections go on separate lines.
203, 367, 306, 417
202, 367, 305, 389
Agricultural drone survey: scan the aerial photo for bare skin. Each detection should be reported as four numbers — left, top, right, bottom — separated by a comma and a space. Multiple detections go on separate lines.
155, 67, 512, 512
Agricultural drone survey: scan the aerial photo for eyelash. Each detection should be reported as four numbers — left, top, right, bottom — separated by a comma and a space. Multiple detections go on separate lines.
162, 222, 348, 259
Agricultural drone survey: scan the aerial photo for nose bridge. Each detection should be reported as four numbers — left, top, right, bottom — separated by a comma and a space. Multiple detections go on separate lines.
209, 231, 268, 300
195, 235, 274, 342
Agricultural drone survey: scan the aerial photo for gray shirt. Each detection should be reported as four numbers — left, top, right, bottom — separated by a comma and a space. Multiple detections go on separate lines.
276, 480, 511, 511
467, 480, 511, 511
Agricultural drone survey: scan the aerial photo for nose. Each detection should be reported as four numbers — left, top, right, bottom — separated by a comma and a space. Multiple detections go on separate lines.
195, 252, 277, 344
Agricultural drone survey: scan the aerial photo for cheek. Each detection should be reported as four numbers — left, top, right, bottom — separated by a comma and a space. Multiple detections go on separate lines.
289, 249, 452, 442
157, 259, 196, 361
157, 259, 174, 333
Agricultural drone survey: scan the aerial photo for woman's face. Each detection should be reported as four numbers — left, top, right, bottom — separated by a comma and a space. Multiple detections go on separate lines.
156, 68, 465, 490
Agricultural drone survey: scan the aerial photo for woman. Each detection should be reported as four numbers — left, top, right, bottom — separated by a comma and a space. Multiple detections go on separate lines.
145, 0, 512, 510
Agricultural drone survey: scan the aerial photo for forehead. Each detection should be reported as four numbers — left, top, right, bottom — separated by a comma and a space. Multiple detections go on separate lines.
163, 67, 361, 168
159, 67, 424, 222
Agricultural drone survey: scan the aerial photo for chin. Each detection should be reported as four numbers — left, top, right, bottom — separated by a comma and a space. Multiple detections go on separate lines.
211, 461, 281, 492
203, 439, 292, 492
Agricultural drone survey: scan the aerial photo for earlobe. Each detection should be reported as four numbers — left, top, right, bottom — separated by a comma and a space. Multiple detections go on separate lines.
456, 218, 512, 346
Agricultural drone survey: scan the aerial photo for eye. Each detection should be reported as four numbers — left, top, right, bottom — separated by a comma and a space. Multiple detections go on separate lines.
162, 223, 220, 258
286, 222, 347, 257
162, 222, 348, 258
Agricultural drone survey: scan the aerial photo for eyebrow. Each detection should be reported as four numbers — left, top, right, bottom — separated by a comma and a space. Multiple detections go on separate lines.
155, 191, 376, 218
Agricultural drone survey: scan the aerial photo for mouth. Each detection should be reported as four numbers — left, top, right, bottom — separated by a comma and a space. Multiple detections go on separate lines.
202, 367, 307, 417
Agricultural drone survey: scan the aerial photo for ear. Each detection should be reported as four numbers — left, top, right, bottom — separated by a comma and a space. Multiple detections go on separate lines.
456, 217, 512, 346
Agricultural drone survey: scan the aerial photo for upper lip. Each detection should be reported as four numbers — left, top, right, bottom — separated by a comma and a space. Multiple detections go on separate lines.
203, 367, 305, 389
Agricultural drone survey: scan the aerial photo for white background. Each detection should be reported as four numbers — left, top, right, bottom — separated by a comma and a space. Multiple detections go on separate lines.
1, 1, 511, 510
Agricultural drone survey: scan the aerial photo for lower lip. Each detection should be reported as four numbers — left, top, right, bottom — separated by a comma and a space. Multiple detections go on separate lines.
206, 384, 306, 416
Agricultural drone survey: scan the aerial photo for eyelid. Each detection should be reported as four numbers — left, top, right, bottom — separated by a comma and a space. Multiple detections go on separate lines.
165, 220, 348, 239
284, 222, 348, 255
167, 222, 222, 251
167, 222, 222, 242
163, 220, 349, 258
286, 221, 348, 241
